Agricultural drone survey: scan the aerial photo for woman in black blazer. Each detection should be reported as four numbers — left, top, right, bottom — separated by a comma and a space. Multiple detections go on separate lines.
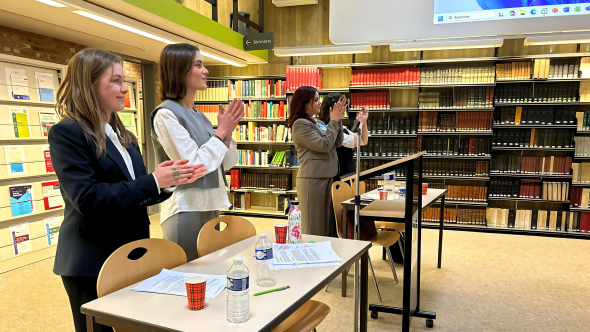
49, 49, 205, 332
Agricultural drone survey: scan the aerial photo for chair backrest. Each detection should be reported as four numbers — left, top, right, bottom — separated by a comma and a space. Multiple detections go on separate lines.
97, 238, 187, 298
331, 181, 354, 239
197, 216, 257, 257
350, 178, 366, 196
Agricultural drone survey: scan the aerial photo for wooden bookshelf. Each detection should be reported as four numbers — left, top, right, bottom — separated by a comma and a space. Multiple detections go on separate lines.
488, 197, 570, 203
418, 132, 493, 136
490, 173, 572, 179
221, 206, 287, 218
423, 155, 492, 160
422, 176, 490, 181
492, 147, 575, 151
236, 142, 293, 145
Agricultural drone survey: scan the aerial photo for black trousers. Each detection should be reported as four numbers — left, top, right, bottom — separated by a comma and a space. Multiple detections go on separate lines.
61, 276, 114, 332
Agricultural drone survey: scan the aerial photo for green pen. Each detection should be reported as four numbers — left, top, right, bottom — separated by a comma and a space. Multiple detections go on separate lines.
253, 286, 290, 296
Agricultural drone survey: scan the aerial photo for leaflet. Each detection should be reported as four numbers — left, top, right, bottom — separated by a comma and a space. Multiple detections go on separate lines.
44, 216, 61, 246
272, 241, 343, 265
10, 184, 36, 217
42, 181, 63, 210
39, 110, 59, 136
132, 268, 226, 299
36, 72, 55, 102
10, 222, 32, 255
4, 145, 27, 176
5, 68, 29, 100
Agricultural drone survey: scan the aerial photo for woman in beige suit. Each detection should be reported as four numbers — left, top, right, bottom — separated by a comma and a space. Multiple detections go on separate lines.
287, 86, 346, 236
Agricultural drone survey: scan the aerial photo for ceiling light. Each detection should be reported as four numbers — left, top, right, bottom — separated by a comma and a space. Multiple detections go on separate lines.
200, 51, 247, 67
35, 0, 68, 7
73, 11, 175, 44
390, 38, 503, 52
274, 44, 372, 57
524, 33, 590, 46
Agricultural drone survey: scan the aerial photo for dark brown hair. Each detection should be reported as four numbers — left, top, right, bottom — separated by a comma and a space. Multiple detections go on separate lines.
287, 86, 318, 128
56, 48, 137, 157
159, 43, 200, 101
318, 93, 345, 125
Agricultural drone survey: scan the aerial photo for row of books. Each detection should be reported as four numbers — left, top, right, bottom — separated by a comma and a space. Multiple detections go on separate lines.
350, 92, 390, 109
493, 106, 577, 125
492, 128, 574, 148
418, 111, 493, 132
418, 87, 494, 108
423, 160, 489, 177
363, 179, 382, 193
349, 68, 420, 86
445, 185, 487, 201
196, 105, 221, 126
570, 187, 590, 208
490, 156, 572, 175
573, 136, 590, 156
235, 149, 301, 168
367, 116, 417, 135
242, 101, 288, 120
420, 66, 495, 85
417, 137, 492, 156
230, 192, 250, 210
195, 80, 228, 102
228, 79, 286, 99
490, 178, 538, 199
531, 59, 551, 80
286, 67, 323, 91
544, 59, 582, 80
486, 208, 586, 232
572, 163, 590, 184
580, 81, 590, 102
359, 138, 417, 157
422, 207, 486, 225
495, 61, 531, 80
494, 83, 580, 103
232, 123, 291, 143
355, 159, 393, 173
229, 170, 292, 190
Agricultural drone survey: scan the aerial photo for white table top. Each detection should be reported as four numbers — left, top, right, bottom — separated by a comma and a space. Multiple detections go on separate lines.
82, 232, 371, 332
343, 188, 447, 209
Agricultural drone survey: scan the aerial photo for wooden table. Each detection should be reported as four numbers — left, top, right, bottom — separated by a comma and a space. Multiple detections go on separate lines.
82, 231, 372, 332
341, 188, 447, 269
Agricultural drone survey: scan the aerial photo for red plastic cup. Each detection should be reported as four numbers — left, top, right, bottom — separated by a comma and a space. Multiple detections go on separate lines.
185, 276, 207, 310
275, 223, 288, 244
422, 183, 429, 195
379, 190, 388, 200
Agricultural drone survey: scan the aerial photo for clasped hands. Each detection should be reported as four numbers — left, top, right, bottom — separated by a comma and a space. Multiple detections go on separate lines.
329, 97, 348, 122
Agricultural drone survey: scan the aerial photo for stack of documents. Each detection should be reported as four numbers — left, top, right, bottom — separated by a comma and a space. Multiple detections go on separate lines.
132, 269, 226, 299
273, 241, 343, 270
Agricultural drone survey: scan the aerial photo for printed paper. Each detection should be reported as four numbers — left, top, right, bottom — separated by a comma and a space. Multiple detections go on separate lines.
10, 222, 32, 255
132, 268, 227, 299
4, 145, 27, 176
41, 144, 53, 173
10, 184, 36, 217
39, 110, 59, 136
9, 107, 30, 138
44, 216, 61, 246
5, 68, 28, 100
36, 73, 55, 102
42, 181, 62, 210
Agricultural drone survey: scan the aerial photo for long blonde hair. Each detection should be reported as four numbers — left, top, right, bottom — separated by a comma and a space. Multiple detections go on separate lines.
56, 48, 137, 157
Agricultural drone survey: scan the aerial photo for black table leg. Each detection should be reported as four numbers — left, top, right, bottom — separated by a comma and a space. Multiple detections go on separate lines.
86, 314, 100, 332
438, 195, 445, 269
360, 251, 368, 332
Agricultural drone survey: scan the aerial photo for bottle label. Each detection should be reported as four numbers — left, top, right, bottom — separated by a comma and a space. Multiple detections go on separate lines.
255, 248, 273, 260
227, 276, 249, 291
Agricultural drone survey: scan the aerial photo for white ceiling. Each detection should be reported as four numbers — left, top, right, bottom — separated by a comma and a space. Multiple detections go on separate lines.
0, 0, 265, 65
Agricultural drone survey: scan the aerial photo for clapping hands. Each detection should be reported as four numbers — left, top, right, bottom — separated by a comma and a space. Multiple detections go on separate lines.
329, 97, 348, 122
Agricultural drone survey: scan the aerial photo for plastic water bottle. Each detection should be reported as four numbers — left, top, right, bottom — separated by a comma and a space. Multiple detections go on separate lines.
255, 233, 276, 287
288, 201, 302, 244
227, 257, 250, 323
383, 173, 395, 200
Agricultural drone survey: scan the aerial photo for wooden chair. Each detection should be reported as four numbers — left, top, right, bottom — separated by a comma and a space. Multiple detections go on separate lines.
349, 178, 366, 196
97, 238, 188, 332
331, 181, 401, 301
198, 216, 330, 332
197, 215, 257, 257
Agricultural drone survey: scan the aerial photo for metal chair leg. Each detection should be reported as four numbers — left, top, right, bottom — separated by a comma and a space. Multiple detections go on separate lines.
367, 252, 382, 302
324, 284, 329, 292
397, 239, 405, 261
385, 247, 399, 283
382, 246, 386, 260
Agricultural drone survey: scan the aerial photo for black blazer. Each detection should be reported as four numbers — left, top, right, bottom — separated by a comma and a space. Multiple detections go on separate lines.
49, 118, 172, 277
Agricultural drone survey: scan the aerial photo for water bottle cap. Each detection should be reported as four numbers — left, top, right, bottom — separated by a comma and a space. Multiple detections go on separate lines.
291, 201, 299, 205
233, 257, 243, 263
259, 233, 267, 238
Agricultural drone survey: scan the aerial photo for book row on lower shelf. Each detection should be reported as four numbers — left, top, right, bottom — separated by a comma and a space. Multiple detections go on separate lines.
492, 128, 574, 148
490, 156, 572, 175
486, 208, 589, 233
0, 215, 62, 260
493, 105, 577, 125
422, 207, 486, 225
423, 159, 489, 177
489, 178, 569, 201
494, 82, 582, 103
233, 123, 292, 143
570, 187, 590, 208
574, 136, 590, 156
0, 106, 60, 139
354, 159, 409, 174
228, 170, 292, 191
367, 115, 417, 135
228, 79, 287, 99
358, 138, 417, 157
417, 137, 492, 156
228, 192, 291, 214
441, 185, 488, 202
418, 87, 494, 109
572, 162, 590, 183
418, 111, 493, 132
350, 67, 420, 87
350, 92, 390, 109
236, 149, 300, 168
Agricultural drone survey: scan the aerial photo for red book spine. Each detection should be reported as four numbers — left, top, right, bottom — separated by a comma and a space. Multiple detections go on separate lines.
581, 213, 588, 233
468, 138, 473, 155
535, 181, 541, 199
519, 182, 525, 198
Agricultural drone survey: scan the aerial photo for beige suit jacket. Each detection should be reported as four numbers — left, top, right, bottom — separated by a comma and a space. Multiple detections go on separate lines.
292, 118, 343, 178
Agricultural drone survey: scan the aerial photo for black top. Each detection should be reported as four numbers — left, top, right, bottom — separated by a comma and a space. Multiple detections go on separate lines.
49, 119, 172, 276
336, 127, 354, 180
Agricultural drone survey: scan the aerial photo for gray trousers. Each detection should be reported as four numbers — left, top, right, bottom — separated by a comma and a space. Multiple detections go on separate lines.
161, 210, 219, 262
297, 177, 333, 237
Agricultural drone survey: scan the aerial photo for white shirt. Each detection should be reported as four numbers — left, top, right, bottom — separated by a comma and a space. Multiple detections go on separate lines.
342, 125, 366, 149
153, 108, 238, 223
105, 123, 163, 191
